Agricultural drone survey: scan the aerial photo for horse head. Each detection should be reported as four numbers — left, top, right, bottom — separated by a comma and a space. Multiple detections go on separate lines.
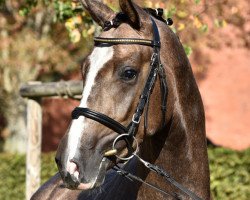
55, 0, 210, 199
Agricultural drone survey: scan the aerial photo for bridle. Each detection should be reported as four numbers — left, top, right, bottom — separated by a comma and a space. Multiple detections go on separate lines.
72, 17, 167, 138
71, 13, 203, 200
71, 16, 167, 162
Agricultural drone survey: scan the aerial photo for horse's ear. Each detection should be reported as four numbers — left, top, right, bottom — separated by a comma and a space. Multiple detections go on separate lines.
119, 0, 142, 30
80, 0, 115, 28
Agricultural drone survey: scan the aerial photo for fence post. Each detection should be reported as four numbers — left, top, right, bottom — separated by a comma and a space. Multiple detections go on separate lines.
26, 98, 42, 200
20, 80, 82, 199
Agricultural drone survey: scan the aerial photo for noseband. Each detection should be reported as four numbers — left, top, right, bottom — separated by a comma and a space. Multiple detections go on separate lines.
72, 17, 167, 143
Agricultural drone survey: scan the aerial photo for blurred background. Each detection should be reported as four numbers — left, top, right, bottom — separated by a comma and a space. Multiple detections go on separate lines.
0, 0, 249, 199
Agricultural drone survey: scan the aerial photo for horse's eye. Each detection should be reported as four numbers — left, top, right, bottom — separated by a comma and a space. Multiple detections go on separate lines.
120, 68, 138, 81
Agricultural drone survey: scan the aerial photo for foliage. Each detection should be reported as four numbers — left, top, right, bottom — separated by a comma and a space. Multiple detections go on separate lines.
3, 0, 245, 63
0, 152, 57, 200
16, 0, 229, 50
208, 147, 250, 199
0, 147, 250, 200
41, 153, 58, 185
0, 0, 90, 152
0, 153, 25, 200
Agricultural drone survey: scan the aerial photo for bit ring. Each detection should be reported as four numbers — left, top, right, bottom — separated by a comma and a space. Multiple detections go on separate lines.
112, 134, 139, 161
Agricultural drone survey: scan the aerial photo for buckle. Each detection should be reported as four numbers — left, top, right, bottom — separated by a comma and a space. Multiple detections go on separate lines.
150, 53, 157, 62
153, 41, 161, 47
132, 114, 141, 124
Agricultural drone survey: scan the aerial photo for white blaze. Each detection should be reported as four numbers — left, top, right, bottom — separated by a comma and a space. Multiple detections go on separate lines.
67, 46, 114, 163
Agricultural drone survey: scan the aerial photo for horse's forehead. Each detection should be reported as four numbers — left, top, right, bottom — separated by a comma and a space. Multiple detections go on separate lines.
100, 23, 147, 38
97, 25, 153, 61
89, 46, 114, 63
80, 46, 114, 108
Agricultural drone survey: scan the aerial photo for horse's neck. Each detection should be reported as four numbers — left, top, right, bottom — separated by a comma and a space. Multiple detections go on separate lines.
138, 85, 210, 199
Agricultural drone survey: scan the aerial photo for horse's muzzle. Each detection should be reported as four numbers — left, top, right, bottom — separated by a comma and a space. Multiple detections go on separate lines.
55, 152, 111, 190
64, 171, 80, 189
55, 157, 82, 189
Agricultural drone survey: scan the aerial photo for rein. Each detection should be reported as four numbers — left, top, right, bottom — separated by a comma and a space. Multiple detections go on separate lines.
113, 155, 203, 200
71, 15, 203, 200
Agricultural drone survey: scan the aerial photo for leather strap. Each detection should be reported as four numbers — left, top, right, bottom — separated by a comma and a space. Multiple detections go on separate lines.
134, 155, 203, 200
94, 37, 160, 48
72, 107, 128, 134
127, 17, 165, 136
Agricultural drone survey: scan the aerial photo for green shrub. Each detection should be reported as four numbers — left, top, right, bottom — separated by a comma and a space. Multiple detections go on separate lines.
0, 153, 57, 200
0, 147, 249, 200
208, 147, 250, 200
0, 154, 25, 200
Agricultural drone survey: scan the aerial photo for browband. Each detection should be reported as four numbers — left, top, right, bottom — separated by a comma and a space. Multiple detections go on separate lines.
94, 37, 160, 48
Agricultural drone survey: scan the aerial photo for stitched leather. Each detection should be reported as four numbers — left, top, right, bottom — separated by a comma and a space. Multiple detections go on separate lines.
94, 37, 160, 47
72, 107, 128, 134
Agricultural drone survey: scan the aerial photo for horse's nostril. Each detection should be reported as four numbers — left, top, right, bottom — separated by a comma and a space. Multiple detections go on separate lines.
67, 160, 80, 181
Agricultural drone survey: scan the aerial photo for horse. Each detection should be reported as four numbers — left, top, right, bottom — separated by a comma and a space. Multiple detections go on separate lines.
31, 0, 210, 199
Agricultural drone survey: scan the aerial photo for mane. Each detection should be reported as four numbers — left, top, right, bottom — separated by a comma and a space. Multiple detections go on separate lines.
103, 8, 173, 31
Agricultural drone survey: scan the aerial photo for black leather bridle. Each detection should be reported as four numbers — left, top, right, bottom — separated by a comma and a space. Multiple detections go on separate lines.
71, 17, 167, 139
71, 15, 203, 200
